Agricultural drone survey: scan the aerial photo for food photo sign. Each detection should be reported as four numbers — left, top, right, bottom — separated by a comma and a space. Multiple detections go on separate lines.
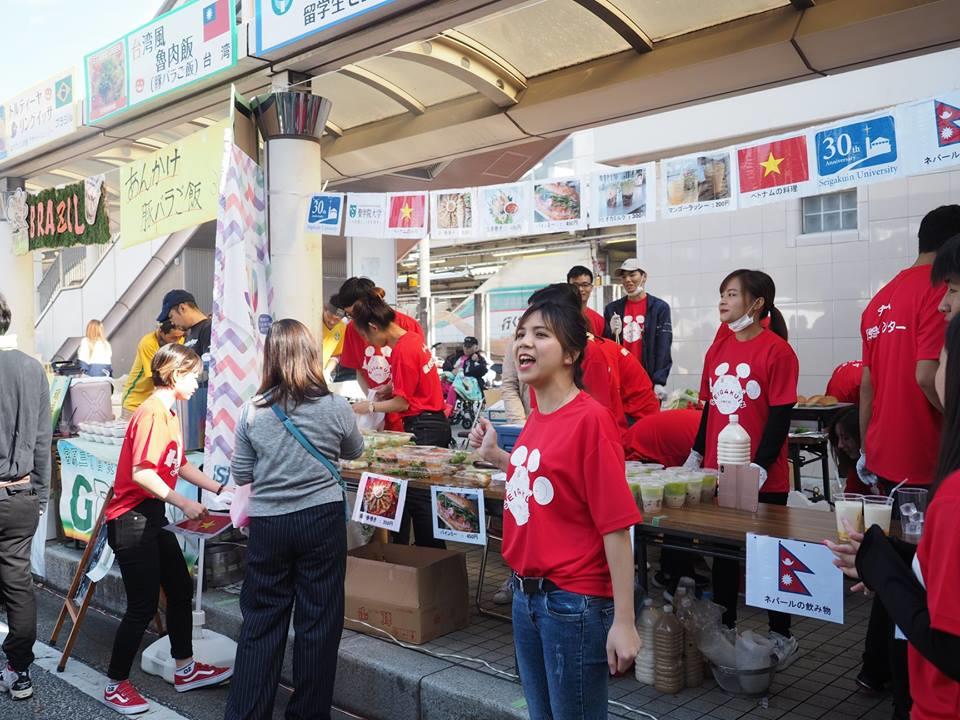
590, 163, 656, 227
531, 178, 587, 233
431, 486, 487, 545
429, 188, 476, 240
478, 182, 529, 238
352, 472, 409, 532
661, 148, 738, 218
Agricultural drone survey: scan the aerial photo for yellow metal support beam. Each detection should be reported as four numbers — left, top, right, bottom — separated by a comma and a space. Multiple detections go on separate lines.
339, 64, 427, 115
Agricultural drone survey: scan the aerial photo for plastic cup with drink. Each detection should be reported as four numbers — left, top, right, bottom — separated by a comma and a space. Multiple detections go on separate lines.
862, 495, 894, 535
834, 493, 864, 541
895, 487, 928, 544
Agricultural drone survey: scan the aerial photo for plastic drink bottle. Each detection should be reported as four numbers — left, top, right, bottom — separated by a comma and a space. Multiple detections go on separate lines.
717, 414, 751, 465
654, 605, 684, 694
634, 598, 659, 685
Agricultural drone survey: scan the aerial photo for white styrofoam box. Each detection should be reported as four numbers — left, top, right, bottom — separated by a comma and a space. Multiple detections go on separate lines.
700, 237, 733, 268
761, 202, 787, 233
700, 211, 732, 240
869, 257, 908, 296
731, 233, 763, 265
761, 230, 795, 268
867, 178, 910, 221
731, 206, 764, 235
908, 173, 954, 219
833, 299, 869, 339
833, 338, 862, 366
867, 217, 912, 259
794, 339, 836, 376
670, 240, 700, 271
830, 260, 872, 301
791, 302, 834, 340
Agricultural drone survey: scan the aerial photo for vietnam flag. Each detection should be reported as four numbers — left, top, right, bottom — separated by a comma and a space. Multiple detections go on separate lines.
387, 194, 426, 230
738, 135, 809, 192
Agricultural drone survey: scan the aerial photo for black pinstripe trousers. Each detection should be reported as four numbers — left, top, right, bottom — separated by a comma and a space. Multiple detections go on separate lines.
225, 501, 346, 720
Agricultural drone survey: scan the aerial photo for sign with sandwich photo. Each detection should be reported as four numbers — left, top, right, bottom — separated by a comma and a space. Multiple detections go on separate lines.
431, 486, 486, 545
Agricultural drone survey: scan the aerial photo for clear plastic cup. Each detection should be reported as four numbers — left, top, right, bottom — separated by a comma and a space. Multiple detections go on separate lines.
834, 493, 864, 541
895, 487, 929, 543
663, 479, 687, 509
640, 481, 664, 514
700, 470, 718, 503
863, 495, 894, 535
685, 475, 702, 505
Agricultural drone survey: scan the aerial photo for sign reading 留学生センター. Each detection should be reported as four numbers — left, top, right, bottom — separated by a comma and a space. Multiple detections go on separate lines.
256, 0, 398, 54
0, 71, 76, 161
745, 533, 844, 624
119, 118, 229, 248
85, 0, 236, 123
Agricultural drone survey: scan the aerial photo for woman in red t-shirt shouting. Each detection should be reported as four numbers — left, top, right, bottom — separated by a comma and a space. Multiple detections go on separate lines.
101, 345, 232, 715
828, 314, 960, 720
351, 293, 450, 548
470, 292, 640, 719
684, 269, 800, 669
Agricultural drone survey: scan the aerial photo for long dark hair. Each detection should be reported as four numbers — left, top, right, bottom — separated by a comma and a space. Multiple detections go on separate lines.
828, 406, 860, 479
518, 284, 587, 389
720, 269, 788, 340
255, 319, 329, 410
933, 315, 960, 496
350, 292, 396, 335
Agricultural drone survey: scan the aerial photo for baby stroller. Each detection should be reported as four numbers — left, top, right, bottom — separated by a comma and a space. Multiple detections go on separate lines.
442, 370, 485, 431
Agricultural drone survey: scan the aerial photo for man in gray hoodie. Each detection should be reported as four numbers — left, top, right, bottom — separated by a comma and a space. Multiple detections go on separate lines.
0, 293, 51, 701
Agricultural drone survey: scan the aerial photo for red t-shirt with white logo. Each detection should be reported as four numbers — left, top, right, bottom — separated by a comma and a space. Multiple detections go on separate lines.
699, 330, 798, 493
617, 346, 660, 421
106, 395, 183, 521
861, 266, 945, 486
825, 361, 863, 404
624, 409, 702, 467
340, 311, 424, 389
584, 307, 605, 337
502, 391, 641, 597
388, 331, 444, 418
621, 296, 647, 361
909, 470, 960, 720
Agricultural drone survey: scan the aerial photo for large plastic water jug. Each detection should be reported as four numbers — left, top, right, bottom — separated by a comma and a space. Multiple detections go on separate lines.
717, 414, 751, 465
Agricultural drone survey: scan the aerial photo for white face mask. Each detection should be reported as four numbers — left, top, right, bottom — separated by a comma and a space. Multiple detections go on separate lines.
726, 300, 760, 332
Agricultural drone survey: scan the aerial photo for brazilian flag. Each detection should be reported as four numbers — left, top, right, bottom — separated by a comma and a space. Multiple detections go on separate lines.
55, 76, 73, 109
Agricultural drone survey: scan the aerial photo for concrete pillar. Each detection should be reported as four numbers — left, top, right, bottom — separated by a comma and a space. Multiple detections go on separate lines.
0, 178, 35, 355
252, 89, 331, 338
418, 234, 431, 345
473, 291, 487, 351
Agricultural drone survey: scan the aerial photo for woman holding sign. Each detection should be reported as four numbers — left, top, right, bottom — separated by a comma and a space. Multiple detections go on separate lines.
226, 319, 364, 720
102, 345, 232, 715
469, 289, 640, 719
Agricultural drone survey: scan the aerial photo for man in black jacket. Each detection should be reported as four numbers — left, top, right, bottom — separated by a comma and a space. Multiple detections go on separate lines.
0, 293, 51, 701
603, 258, 672, 395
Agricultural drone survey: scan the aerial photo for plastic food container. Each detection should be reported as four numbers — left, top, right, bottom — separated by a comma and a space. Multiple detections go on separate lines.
663, 480, 687, 509
709, 659, 777, 697
639, 481, 664, 514
684, 475, 702, 505
700, 470, 719, 503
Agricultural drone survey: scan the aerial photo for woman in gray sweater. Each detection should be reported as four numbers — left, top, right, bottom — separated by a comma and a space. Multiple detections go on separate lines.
225, 319, 364, 720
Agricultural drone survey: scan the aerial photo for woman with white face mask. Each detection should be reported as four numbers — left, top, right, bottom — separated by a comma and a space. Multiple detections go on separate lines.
684, 269, 800, 669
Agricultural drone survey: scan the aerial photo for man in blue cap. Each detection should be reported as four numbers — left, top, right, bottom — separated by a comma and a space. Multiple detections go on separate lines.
158, 290, 211, 450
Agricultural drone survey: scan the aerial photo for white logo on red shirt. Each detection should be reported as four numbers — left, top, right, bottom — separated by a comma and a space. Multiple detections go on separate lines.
864, 303, 906, 342
421, 344, 437, 375
710, 362, 762, 415
504, 445, 554, 526
362, 345, 392, 385
622, 314, 645, 343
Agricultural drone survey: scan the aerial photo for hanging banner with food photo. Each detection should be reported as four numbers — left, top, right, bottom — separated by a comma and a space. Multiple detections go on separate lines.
431, 486, 486, 545
808, 109, 900, 193
531, 178, 587, 233
343, 192, 388, 238
590, 163, 656, 227
661, 148, 737, 218
384, 192, 429, 239
429, 187, 476, 240
477, 182, 529, 238
352, 472, 409, 532
736, 132, 815, 208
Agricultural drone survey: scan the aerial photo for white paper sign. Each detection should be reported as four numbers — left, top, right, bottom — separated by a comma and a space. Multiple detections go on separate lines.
343, 193, 387, 238
897, 91, 960, 176
808, 110, 901, 193
0, 71, 76, 161
431, 485, 486, 545
477, 183, 530, 238
745, 533, 844, 624
661, 148, 737, 218
352, 472, 408, 532
532, 179, 587, 233
256, 0, 398, 54
590, 163, 655, 227
429, 188, 476, 240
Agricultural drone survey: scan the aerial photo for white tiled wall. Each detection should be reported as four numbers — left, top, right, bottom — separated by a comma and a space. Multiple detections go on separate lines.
638, 169, 960, 396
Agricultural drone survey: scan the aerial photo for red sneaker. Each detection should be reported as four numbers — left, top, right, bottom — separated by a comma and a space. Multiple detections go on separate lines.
103, 680, 150, 715
174, 661, 233, 692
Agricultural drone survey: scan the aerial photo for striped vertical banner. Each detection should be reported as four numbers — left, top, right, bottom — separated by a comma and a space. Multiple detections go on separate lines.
203, 143, 272, 494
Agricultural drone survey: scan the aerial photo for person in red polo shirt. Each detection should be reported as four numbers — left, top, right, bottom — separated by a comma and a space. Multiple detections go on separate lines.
567, 264, 605, 337
685, 269, 799, 669
469, 293, 639, 717
855, 205, 960, 712
335, 278, 424, 432
826, 361, 863, 405
350, 293, 449, 549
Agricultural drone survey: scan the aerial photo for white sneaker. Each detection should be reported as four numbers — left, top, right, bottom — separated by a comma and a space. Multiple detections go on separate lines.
769, 631, 800, 671
0, 664, 33, 700
492, 578, 513, 605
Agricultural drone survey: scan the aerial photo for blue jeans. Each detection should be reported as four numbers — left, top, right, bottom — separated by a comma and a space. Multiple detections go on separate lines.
511, 580, 614, 720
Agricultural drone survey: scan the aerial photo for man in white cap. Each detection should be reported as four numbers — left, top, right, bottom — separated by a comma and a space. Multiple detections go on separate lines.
603, 259, 672, 397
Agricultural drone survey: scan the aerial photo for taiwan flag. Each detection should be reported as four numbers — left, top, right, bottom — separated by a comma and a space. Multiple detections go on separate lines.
387, 194, 427, 233
738, 135, 809, 192
936, 100, 960, 147
203, 0, 230, 42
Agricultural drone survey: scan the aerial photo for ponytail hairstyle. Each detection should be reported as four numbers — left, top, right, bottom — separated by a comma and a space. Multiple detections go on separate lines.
350, 291, 397, 337
933, 314, 960, 498
519, 283, 588, 389
720, 269, 788, 341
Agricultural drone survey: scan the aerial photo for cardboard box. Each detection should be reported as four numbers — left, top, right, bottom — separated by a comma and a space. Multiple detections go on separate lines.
344, 542, 470, 644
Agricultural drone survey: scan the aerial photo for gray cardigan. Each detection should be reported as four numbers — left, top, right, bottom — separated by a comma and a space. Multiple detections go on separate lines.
231, 393, 364, 517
